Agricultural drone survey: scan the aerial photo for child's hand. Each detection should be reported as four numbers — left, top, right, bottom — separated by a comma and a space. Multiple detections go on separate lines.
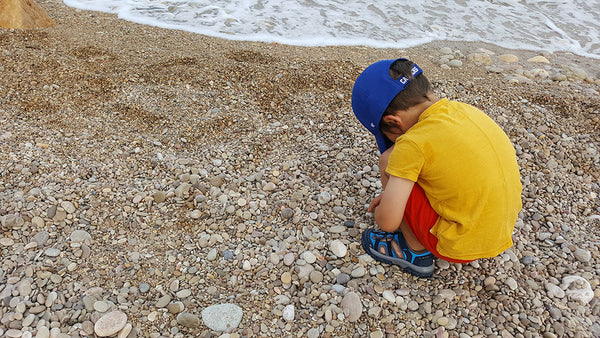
368, 194, 383, 212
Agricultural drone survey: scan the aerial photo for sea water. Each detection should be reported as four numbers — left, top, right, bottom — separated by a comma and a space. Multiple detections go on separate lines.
63, 0, 599, 59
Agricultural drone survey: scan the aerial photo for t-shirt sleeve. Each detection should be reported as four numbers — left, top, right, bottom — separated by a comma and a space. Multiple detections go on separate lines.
385, 139, 424, 182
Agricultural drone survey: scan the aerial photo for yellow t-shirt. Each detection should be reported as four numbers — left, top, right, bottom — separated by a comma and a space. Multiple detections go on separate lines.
386, 98, 522, 260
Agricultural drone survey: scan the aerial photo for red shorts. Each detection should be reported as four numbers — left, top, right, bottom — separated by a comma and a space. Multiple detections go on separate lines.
404, 184, 473, 264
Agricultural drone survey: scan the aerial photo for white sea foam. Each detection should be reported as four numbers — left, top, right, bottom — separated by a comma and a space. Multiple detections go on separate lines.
63, 0, 600, 58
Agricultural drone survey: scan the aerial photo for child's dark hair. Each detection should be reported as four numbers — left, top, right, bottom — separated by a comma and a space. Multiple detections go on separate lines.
380, 59, 432, 133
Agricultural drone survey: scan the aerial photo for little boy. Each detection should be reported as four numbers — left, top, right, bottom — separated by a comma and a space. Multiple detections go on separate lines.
351, 58, 522, 277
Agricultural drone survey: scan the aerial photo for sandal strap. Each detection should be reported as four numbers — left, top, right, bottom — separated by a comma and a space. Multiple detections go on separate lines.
371, 230, 430, 264
372, 232, 402, 260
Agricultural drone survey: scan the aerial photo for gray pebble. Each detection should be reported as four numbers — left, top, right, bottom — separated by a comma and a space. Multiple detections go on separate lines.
176, 312, 200, 328
573, 248, 591, 262
223, 250, 234, 260
336, 273, 350, 284
44, 248, 60, 257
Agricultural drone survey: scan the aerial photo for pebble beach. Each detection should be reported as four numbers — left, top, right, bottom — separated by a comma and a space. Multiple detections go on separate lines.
1, 0, 599, 337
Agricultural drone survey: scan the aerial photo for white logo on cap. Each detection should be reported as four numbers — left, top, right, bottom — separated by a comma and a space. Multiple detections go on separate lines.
370, 123, 375, 128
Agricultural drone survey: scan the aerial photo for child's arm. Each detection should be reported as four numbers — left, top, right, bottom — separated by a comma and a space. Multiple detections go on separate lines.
370, 175, 414, 232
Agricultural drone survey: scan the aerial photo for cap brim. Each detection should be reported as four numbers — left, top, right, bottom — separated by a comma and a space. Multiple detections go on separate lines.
374, 129, 393, 154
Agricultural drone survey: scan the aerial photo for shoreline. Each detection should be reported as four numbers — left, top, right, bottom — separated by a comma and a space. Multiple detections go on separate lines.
1, 0, 599, 337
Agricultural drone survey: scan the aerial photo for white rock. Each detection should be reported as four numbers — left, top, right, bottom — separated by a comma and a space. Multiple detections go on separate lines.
262, 182, 277, 191
505, 277, 518, 290
35, 326, 49, 338
573, 248, 591, 262
94, 311, 128, 337
207, 248, 218, 261
282, 304, 295, 321
317, 191, 331, 204
201, 303, 243, 332
561, 276, 594, 304
329, 240, 347, 258
448, 59, 463, 67
382, 290, 395, 303
60, 201, 76, 213
44, 248, 60, 257
0, 238, 14, 246
302, 251, 317, 264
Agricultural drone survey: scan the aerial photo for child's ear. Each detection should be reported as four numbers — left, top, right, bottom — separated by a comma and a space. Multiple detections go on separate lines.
381, 114, 404, 128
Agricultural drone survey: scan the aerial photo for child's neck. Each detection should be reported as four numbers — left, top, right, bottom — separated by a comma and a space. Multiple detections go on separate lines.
400, 95, 440, 130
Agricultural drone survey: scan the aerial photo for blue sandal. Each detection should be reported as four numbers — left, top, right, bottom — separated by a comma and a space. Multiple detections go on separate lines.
361, 229, 435, 277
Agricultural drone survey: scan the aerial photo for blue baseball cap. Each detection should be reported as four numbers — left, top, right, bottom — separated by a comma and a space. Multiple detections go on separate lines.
351, 59, 423, 152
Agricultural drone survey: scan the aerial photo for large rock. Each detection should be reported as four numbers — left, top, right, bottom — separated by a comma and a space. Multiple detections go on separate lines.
0, 0, 55, 29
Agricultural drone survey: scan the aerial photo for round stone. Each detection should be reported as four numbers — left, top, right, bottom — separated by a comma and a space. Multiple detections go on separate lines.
269, 252, 280, 264
281, 272, 292, 284
307, 328, 320, 338
70, 229, 92, 243
329, 240, 347, 258
190, 210, 201, 219
281, 208, 294, 219
60, 201, 76, 213
94, 311, 127, 337
223, 250, 234, 260
93, 300, 110, 312
407, 301, 419, 311
167, 302, 185, 314
139, 283, 150, 293
153, 191, 166, 203
318, 191, 331, 204
302, 251, 316, 264
5, 329, 22, 338
309, 271, 323, 283
336, 273, 350, 284
176, 312, 200, 328
351, 267, 366, 278
207, 248, 218, 261
201, 303, 243, 332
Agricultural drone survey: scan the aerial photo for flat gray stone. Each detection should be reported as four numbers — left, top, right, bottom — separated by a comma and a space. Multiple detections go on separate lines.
70, 230, 92, 243
341, 292, 362, 322
201, 303, 243, 332
31, 231, 50, 246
